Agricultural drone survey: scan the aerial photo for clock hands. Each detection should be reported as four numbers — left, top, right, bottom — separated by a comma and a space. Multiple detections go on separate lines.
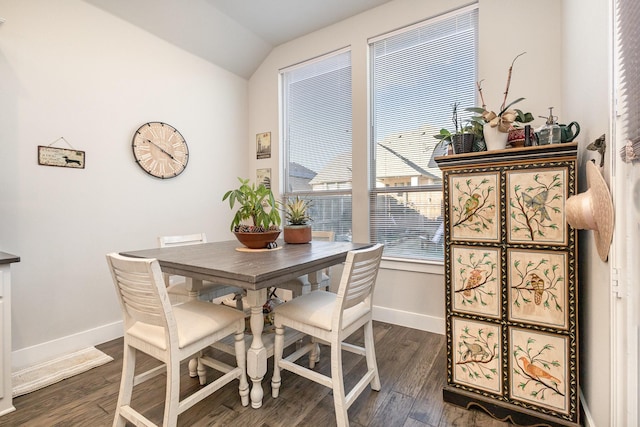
143, 138, 186, 166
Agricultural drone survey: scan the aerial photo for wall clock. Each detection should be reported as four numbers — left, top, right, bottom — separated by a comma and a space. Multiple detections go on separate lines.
132, 122, 189, 179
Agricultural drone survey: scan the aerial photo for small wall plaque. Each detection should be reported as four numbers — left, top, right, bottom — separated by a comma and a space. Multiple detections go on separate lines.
38, 146, 85, 169
256, 132, 271, 159
257, 168, 271, 189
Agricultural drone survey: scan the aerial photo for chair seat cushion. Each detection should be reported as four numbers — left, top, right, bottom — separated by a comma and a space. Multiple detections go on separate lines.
127, 301, 245, 350
273, 291, 369, 331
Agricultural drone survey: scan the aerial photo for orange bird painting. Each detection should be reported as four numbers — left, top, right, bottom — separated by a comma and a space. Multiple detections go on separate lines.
519, 357, 561, 384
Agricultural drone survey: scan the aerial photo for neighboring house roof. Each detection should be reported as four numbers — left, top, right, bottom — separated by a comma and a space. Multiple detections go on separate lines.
309, 124, 443, 186
309, 151, 352, 186
286, 162, 316, 192
288, 162, 316, 180
376, 125, 443, 182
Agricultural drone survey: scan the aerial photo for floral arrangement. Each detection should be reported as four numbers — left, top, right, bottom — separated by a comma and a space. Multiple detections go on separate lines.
468, 52, 533, 133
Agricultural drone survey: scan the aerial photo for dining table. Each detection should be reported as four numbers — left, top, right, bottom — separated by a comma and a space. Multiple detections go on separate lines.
120, 238, 370, 409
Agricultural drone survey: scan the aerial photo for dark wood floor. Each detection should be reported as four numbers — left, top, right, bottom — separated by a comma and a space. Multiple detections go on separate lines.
0, 322, 512, 426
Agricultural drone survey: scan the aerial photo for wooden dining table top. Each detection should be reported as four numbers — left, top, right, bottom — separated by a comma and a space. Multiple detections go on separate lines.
120, 239, 370, 291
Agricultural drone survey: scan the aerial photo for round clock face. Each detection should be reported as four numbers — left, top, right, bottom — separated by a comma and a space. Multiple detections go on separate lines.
132, 122, 189, 179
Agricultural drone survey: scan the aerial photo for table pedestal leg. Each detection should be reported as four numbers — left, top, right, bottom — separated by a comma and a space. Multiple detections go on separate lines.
246, 288, 267, 409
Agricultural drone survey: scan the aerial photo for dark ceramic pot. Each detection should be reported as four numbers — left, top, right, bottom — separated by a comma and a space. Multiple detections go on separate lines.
451, 134, 475, 154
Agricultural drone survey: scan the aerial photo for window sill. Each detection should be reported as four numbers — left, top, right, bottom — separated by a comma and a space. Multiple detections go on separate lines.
380, 257, 444, 275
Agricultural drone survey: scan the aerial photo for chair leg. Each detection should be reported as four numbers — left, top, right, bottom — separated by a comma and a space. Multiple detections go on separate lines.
197, 354, 207, 386
188, 357, 198, 377
330, 339, 349, 427
364, 320, 381, 391
271, 325, 285, 398
234, 292, 244, 311
162, 357, 181, 427
309, 339, 320, 369
234, 331, 250, 406
113, 344, 136, 427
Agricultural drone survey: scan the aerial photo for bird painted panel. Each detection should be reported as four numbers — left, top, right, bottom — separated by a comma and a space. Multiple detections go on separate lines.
449, 172, 500, 242
507, 249, 568, 329
452, 317, 502, 395
451, 245, 501, 318
506, 168, 567, 244
510, 328, 568, 414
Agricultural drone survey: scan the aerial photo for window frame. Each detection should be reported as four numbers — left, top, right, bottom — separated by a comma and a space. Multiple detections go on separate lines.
368, 5, 479, 263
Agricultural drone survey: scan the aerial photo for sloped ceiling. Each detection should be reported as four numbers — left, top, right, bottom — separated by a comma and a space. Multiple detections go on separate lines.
84, 0, 393, 79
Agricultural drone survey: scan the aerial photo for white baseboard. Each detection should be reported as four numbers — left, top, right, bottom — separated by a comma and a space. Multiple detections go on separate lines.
11, 307, 442, 370
373, 305, 445, 335
11, 321, 123, 371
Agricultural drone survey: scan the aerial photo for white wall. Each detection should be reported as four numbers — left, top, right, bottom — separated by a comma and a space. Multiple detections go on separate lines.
248, 0, 563, 333
0, 0, 249, 368
563, 0, 612, 425
1, 2, 610, 424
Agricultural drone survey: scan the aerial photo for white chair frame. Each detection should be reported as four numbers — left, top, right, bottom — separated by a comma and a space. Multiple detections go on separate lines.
106, 253, 249, 427
271, 243, 384, 427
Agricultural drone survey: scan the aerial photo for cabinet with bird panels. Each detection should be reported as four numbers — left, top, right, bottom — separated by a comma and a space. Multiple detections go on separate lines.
435, 143, 579, 427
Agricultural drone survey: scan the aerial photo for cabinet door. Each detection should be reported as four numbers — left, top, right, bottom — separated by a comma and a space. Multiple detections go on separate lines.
448, 171, 500, 243
450, 245, 501, 319
509, 327, 569, 415
451, 317, 502, 395
506, 167, 569, 245
507, 249, 569, 330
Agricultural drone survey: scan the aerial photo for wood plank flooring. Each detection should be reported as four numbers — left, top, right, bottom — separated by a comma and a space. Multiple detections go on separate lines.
0, 322, 513, 426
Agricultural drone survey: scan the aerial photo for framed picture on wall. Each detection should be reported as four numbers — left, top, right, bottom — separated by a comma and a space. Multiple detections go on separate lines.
256, 132, 271, 159
257, 168, 271, 189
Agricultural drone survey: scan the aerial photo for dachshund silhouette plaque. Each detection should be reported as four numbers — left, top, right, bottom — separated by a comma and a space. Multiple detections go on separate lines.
38, 146, 85, 169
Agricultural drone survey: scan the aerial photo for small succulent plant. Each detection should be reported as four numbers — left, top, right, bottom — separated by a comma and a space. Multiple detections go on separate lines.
284, 196, 312, 226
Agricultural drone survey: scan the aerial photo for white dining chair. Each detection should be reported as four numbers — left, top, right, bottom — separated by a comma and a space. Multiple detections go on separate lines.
270, 243, 384, 427
276, 230, 336, 298
106, 253, 249, 427
158, 233, 243, 305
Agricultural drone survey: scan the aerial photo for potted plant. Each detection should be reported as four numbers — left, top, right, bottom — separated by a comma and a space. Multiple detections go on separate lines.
283, 196, 313, 244
222, 177, 281, 249
467, 52, 533, 150
433, 102, 476, 154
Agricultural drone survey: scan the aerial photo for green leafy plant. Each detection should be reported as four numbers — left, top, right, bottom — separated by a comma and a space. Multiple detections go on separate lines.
222, 177, 281, 232
285, 196, 313, 226
433, 102, 475, 144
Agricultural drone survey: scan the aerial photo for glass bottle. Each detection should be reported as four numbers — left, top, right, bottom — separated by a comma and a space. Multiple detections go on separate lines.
538, 107, 561, 145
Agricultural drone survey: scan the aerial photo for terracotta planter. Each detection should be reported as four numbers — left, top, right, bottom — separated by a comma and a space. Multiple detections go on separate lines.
233, 230, 280, 249
283, 225, 312, 244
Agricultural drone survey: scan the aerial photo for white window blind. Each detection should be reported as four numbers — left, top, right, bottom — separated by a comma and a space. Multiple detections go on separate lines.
282, 50, 353, 241
370, 6, 478, 261
618, 0, 640, 147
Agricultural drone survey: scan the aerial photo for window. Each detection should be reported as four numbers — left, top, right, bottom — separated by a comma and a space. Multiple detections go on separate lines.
370, 6, 478, 261
281, 49, 353, 241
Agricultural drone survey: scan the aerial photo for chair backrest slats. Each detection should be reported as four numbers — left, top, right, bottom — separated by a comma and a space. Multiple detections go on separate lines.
107, 253, 173, 329
158, 233, 207, 248
334, 244, 384, 324
158, 233, 208, 287
312, 231, 335, 242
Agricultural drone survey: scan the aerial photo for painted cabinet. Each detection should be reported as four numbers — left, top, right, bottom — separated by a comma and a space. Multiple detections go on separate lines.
0, 252, 19, 417
436, 143, 579, 427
